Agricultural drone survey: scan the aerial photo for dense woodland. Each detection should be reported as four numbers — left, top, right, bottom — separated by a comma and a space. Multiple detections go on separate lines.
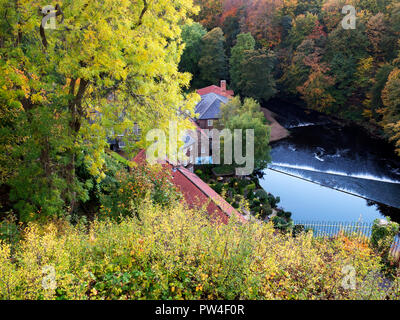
179, 0, 400, 156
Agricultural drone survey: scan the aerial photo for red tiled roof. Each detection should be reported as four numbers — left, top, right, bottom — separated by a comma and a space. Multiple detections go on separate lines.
133, 149, 147, 163
176, 167, 246, 223
132, 149, 246, 224
196, 85, 234, 98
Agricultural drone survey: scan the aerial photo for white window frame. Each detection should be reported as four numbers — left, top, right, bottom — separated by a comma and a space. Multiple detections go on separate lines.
207, 119, 213, 127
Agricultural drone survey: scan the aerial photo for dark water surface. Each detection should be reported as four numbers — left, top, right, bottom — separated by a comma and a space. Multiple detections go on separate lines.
259, 100, 400, 223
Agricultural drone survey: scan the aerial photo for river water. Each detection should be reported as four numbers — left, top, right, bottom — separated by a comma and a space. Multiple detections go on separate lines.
259, 100, 400, 223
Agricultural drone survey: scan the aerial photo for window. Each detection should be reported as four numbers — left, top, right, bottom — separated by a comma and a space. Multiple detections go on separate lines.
207, 119, 213, 127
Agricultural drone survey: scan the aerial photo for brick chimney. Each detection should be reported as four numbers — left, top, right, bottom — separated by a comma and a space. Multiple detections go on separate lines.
220, 80, 226, 93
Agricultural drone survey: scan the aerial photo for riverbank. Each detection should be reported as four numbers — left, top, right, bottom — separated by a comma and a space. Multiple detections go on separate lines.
261, 107, 290, 142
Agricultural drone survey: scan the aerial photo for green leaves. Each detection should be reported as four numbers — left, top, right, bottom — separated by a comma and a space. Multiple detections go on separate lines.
198, 27, 228, 86
229, 33, 256, 92
0, 0, 198, 221
219, 97, 271, 171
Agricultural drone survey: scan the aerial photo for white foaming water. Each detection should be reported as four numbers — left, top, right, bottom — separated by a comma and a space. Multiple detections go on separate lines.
270, 162, 400, 184
314, 153, 325, 162
287, 122, 315, 129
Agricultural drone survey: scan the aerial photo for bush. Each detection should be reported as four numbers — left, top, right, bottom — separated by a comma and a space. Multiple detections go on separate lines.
255, 189, 268, 201
277, 211, 292, 220
212, 166, 234, 176
293, 224, 306, 237
259, 203, 272, 219
267, 194, 280, 208
99, 163, 181, 219
0, 216, 20, 245
0, 201, 398, 300
371, 219, 399, 264
247, 190, 255, 201
211, 182, 223, 194
271, 216, 294, 233
245, 183, 256, 193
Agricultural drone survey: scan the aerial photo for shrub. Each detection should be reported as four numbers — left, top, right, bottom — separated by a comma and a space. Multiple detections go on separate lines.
0, 216, 20, 245
0, 201, 398, 300
247, 191, 255, 201
259, 203, 272, 219
211, 182, 223, 194
255, 189, 268, 201
99, 163, 180, 219
371, 219, 399, 264
272, 216, 294, 233
293, 224, 306, 237
245, 183, 256, 193
277, 211, 292, 220
212, 166, 234, 176
267, 194, 280, 208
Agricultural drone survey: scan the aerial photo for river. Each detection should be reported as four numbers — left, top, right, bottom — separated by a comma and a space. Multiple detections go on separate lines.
259, 100, 400, 223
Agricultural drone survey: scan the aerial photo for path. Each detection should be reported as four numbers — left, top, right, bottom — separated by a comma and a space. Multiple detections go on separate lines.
261, 107, 290, 142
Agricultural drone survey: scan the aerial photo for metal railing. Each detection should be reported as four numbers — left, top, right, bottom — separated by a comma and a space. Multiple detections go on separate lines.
294, 220, 373, 240
294, 220, 400, 263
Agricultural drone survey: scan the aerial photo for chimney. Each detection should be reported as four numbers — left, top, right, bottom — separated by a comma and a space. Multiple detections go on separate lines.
220, 80, 226, 93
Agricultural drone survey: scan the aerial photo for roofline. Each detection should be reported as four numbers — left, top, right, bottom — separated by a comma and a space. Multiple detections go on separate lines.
177, 166, 246, 223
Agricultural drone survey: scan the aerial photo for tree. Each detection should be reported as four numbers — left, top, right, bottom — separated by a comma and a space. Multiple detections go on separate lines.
244, 0, 283, 47
366, 13, 398, 62
229, 33, 256, 91
295, 38, 335, 112
280, 37, 319, 95
287, 12, 319, 48
297, 68, 336, 113
193, 0, 223, 30
179, 22, 207, 86
321, 0, 348, 32
369, 64, 395, 120
326, 24, 369, 61
198, 27, 229, 86
0, 0, 198, 221
222, 13, 241, 54
381, 68, 400, 156
219, 97, 271, 172
238, 49, 277, 102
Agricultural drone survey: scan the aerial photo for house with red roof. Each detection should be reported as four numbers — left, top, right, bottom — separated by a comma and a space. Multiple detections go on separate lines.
133, 149, 246, 225
194, 80, 234, 132
196, 80, 234, 98
190, 80, 235, 165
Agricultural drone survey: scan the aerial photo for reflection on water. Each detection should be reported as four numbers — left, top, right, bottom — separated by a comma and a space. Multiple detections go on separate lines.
260, 100, 400, 223
260, 169, 387, 223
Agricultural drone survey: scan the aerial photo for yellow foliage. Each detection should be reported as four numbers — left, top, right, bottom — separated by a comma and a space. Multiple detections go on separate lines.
0, 200, 398, 300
